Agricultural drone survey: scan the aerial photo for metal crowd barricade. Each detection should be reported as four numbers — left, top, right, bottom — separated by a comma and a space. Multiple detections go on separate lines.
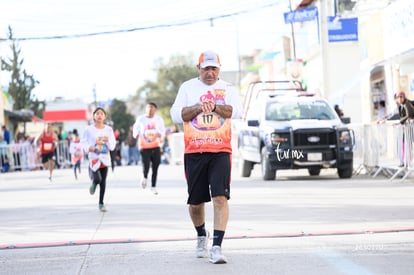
0, 140, 72, 173
396, 121, 414, 181
0, 142, 11, 172
55, 140, 71, 168
350, 123, 386, 176
349, 123, 364, 175
350, 121, 414, 181
350, 123, 377, 175
371, 123, 405, 179
0, 142, 41, 172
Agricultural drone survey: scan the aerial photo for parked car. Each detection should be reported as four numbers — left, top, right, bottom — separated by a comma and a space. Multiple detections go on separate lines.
236, 81, 355, 180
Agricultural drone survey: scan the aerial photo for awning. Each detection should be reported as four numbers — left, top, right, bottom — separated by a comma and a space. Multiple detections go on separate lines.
4, 109, 33, 122
43, 109, 88, 122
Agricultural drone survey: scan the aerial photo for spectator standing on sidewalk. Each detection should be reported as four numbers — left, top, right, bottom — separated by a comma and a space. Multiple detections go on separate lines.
132, 102, 165, 195
110, 129, 122, 172
80, 107, 116, 212
126, 126, 140, 165
2, 125, 10, 144
394, 91, 414, 166
69, 132, 83, 179
170, 50, 242, 264
334, 104, 344, 118
36, 124, 58, 181
395, 91, 414, 125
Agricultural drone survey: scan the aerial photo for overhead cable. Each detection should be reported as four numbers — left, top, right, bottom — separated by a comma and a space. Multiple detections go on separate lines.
2, 1, 282, 41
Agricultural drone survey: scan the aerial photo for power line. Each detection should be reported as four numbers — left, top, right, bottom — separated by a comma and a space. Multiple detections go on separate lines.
1, 1, 283, 41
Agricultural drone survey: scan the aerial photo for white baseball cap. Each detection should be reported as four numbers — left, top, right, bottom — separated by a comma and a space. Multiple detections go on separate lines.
198, 50, 221, 68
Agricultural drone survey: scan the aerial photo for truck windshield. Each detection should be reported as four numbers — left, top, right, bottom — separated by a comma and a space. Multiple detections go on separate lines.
265, 100, 337, 121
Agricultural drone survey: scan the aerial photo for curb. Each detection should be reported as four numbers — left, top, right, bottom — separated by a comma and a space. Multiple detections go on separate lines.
2, 226, 414, 250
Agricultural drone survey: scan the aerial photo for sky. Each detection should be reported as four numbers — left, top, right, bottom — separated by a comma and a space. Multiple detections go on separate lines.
0, 0, 295, 103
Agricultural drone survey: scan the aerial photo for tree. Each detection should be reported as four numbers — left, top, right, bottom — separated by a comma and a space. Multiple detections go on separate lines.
108, 98, 135, 141
132, 53, 198, 126
0, 26, 45, 118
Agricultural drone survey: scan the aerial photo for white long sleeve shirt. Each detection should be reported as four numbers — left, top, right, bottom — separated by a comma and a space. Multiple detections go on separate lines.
132, 114, 165, 150
80, 124, 116, 171
170, 78, 242, 154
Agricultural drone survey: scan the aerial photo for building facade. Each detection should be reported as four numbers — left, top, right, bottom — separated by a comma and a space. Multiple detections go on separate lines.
240, 0, 413, 124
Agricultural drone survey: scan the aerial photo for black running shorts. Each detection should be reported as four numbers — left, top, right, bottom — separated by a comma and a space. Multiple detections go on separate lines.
184, 152, 231, 205
41, 152, 55, 164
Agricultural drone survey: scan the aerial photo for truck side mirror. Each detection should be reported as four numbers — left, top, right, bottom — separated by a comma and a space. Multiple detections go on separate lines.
340, 117, 351, 124
247, 120, 260, 127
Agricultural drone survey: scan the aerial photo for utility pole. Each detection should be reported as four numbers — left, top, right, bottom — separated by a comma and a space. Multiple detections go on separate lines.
320, 0, 330, 98
289, 0, 297, 60
92, 83, 97, 107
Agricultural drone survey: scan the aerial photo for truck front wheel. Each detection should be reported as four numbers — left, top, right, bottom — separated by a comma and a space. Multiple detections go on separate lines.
239, 158, 253, 177
338, 163, 353, 178
261, 147, 276, 180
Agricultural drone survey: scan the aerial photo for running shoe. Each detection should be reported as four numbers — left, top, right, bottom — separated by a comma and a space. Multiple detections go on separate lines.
209, 245, 227, 264
99, 204, 107, 212
151, 187, 158, 195
140, 178, 147, 189
196, 231, 210, 258
89, 183, 97, 195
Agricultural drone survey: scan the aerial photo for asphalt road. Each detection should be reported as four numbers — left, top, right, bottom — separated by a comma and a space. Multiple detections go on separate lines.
1, 162, 414, 275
